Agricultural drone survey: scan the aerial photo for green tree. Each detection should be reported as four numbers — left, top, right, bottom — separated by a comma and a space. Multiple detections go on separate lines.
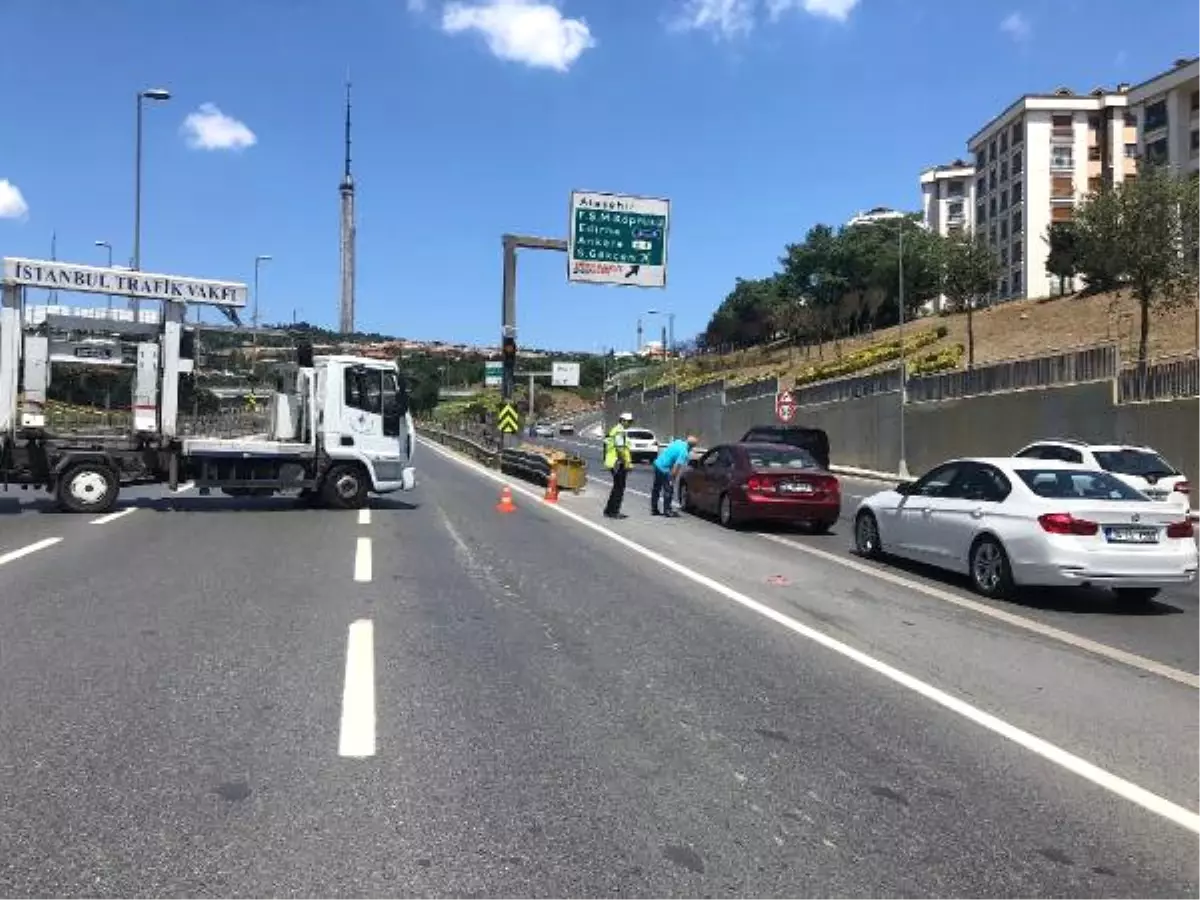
1073, 186, 1126, 293
1044, 221, 1082, 295
941, 233, 999, 369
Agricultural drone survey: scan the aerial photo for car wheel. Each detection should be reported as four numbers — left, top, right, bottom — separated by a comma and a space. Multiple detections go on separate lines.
322, 464, 370, 510
56, 462, 120, 514
718, 493, 739, 529
677, 481, 693, 513
969, 535, 1014, 599
854, 510, 882, 558
1114, 587, 1161, 604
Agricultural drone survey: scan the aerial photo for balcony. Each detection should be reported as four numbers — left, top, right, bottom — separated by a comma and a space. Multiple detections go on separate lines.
1051, 176, 1075, 202
1051, 125, 1075, 140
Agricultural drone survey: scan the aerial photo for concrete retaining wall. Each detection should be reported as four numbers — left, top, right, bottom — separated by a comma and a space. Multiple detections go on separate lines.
604, 380, 1197, 481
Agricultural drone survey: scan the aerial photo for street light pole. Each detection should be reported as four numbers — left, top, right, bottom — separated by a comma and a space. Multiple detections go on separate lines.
252, 254, 272, 354
132, 87, 171, 321
897, 220, 909, 478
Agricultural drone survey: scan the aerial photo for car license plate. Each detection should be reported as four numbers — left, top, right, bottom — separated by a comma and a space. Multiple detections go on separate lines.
1144, 490, 1168, 500
1104, 526, 1159, 544
781, 482, 814, 494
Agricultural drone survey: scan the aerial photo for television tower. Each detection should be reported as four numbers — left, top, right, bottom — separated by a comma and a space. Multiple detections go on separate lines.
338, 79, 357, 335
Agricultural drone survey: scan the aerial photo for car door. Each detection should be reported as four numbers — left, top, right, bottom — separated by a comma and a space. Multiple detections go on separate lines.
340, 366, 401, 463
894, 462, 964, 561
690, 448, 722, 512
924, 463, 1013, 571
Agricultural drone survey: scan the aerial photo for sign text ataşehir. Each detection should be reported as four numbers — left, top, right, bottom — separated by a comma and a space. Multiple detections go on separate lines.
2, 258, 248, 308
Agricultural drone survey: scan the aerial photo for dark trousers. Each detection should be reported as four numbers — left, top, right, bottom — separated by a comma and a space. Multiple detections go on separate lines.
605, 463, 628, 515
651, 467, 674, 514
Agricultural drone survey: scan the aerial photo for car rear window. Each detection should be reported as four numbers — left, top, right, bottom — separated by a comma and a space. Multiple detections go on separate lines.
745, 447, 819, 470
626, 429, 655, 440
1092, 449, 1178, 478
1017, 468, 1148, 501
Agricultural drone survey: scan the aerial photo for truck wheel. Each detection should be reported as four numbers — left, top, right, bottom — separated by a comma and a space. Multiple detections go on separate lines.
322, 464, 369, 510
57, 463, 119, 515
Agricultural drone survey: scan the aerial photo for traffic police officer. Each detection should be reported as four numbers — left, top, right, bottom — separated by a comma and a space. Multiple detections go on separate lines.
603, 412, 634, 519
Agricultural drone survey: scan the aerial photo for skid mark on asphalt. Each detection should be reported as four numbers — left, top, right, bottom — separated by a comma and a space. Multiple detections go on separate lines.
424, 439, 1200, 834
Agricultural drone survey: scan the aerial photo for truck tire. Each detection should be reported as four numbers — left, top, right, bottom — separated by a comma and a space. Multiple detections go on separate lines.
56, 462, 120, 515
321, 464, 369, 510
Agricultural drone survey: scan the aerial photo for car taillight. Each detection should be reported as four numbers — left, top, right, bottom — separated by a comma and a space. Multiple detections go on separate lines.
1038, 513, 1100, 536
1166, 520, 1195, 539
1174, 481, 1190, 495
747, 475, 776, 494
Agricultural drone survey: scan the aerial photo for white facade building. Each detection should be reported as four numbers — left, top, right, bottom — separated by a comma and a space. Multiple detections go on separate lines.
1127, 57, 1199, 176
920, 160, 976, 237
967, 87, 1137, 302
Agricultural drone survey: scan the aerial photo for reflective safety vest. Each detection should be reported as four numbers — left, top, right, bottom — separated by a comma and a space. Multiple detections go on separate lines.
603, 423, 631, 470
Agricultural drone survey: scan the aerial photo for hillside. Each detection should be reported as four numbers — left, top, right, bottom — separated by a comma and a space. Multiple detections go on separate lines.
642, 290, 1197, 391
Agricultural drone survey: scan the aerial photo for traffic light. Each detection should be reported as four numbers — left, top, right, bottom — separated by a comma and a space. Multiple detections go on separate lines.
501, 336, 517, 398
502, 336, 517, 364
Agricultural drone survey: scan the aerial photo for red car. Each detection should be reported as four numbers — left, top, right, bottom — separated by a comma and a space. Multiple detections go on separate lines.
677, 442, 841, 532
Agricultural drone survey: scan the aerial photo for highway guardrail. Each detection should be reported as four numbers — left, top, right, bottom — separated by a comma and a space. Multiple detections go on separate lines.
419, 427, 588, 491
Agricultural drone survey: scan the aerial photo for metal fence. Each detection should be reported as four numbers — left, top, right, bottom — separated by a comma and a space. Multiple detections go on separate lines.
643, 383, 674, 402
906, 344, 1119, 404
725, 376, 779, 404
1118, 354, 1200, 403
793, 367, 902, 407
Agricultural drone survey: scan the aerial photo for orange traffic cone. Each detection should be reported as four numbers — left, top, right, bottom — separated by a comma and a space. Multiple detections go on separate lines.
543, 468, 559, 504
496, 485, 516, 513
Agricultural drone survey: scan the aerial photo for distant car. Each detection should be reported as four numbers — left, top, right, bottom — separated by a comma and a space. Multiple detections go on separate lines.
677, 442, 841, 532
624, 428, 659, 463
558, 422, 575, 435
1014, 439, 1191, 515
741, 425, 831, 471
532, 422, 555, 438
853, 456, 1198, 603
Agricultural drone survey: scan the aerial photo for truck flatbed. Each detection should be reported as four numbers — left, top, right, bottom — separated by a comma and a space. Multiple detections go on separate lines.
181, 437, 315, 458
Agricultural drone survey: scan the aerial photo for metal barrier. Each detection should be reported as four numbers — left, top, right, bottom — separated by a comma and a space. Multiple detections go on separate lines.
725, 376, 779, 404
1118, 354, 1200, 403
677, 379, 725, 405
793, 367, 901, 407
906, 343, 1119, 403
419, 425, 500, 467
419, 426, 588, 490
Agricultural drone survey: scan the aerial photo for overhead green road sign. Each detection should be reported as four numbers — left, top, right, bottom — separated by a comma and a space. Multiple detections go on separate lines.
484, 360, 503, 388
497, 403, 520, 434
568, 191, 669, 289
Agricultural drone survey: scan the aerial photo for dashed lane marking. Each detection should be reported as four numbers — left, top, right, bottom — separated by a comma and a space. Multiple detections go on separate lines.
0, 537, 63, 567
354, 536, 372, 583
90, 507, 139, 526
337, 618, 376, 758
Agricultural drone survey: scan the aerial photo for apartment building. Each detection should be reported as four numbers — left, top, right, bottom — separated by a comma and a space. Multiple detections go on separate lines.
967, 86, 1136, 301
1127, 57, 1199, 175
920, 160, 976, 237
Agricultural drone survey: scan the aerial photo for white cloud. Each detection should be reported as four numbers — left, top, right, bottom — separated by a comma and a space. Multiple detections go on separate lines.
671, 0, 756, 39
766, 0, 860, 22
999, 11, 1031, 42
181, 103, 258, 151
673, 0, 859, 38
0, 179, 29, 219
441, 0, 595, 72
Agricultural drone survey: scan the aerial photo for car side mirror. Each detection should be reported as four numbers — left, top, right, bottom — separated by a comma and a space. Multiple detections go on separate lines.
895, 482, 914, 495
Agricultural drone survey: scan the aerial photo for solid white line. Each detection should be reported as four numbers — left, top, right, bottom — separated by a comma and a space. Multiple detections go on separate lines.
424, 439, 1200, 834
90, 507, 138, 526
171, 481, 196, 494
354, 536, 372, 582
358, 508, 371, 526
754, 531, 1198, 689
338, 618, 376, 758
0, 536, 63, 567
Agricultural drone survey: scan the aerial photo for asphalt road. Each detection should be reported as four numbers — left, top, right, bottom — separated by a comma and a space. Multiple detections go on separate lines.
0, 446, 1195, 897
545, 433, 1200, 676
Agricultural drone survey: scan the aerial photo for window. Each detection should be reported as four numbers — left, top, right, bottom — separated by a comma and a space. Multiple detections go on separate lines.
989, 196, 997, 216
1051, 175, 1074, 199
1000, 160, 1009, 181
989, 225, 998, 244
381, 371, 403, 436
344, 367, 383, 415
1092, 449, 1178, 478
1000, 218, 1009, 240
948, 181, 965, 197
744, 447, 818, 470
1000, 246, 1009, 265
1000, 189, 1009, 211
951, 464, 1012, 503
1000, 133, 1009, 153
1087, 114, 1100, 130
1124, 142, 1139, 158
1012, 150, 1023, 173
975, 150, 987, 169
1000, 277, 1009, 296
1012, 269, 1023, 292
1191, 130, 1199, 157
989, 140, 997, 162
1088, 175, 1102, 194
976, 203, 986, 223
1051, 205, 1074, 223
1088, 145, 1102, 161
976, 176, 986, 195
1191, 91, 1199, 112
1018, 469, 1147, 501
989, 171, 997, 190
1012, 122, 1024, 144
1051, 145, 1074, 169
1013, 239, 1024, 262
1052, 114, 1073, 127
1012, 209, 1023, 233
1124, 112, 1137, 128
1012, 181, 1023, 203
1143, 100, 1168, 132
948, 200, 964, 219
911, 463, 963, 498
1145, 137, 1169, 166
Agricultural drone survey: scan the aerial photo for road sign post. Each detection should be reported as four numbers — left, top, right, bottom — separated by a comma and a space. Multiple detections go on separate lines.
567, 191, 670, 289
775, 389, 796, 423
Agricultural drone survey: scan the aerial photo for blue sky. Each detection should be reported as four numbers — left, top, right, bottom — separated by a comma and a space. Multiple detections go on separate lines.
1, 0, 1196, 353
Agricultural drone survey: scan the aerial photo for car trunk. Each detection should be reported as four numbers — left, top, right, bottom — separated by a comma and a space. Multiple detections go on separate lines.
746, 468, 839, 500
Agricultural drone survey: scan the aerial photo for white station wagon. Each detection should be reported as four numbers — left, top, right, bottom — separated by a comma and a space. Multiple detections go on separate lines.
853, 457, 1198, 604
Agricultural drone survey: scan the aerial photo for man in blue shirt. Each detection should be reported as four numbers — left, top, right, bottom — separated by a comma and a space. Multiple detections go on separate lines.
651, 434, 698, 517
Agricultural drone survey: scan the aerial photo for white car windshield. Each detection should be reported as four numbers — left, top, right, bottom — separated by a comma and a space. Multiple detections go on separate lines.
1017, 468, 1148, 501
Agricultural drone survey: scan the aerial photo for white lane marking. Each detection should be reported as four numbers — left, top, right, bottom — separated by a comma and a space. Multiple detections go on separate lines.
596, 476, 1195, 688
354, 537, 372, 583
358, 508, 372, 526
171, 481, 196, 493
338, 618, 376, 758
424, 440, 1200, 833
90, 507, 138, 526
0, 537, 63, 567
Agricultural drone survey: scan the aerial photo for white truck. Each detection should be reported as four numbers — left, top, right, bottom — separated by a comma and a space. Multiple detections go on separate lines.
0, 257, 416, 513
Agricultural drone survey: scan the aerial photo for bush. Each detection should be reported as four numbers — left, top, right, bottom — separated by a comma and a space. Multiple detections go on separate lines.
908, 344, 964, 376
791, 328, 942, 387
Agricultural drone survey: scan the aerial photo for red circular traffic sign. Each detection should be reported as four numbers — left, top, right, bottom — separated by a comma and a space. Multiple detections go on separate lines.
775, 390, 796, 423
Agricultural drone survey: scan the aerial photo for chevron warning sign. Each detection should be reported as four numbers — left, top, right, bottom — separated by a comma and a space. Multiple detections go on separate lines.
497, 403, 520, 434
